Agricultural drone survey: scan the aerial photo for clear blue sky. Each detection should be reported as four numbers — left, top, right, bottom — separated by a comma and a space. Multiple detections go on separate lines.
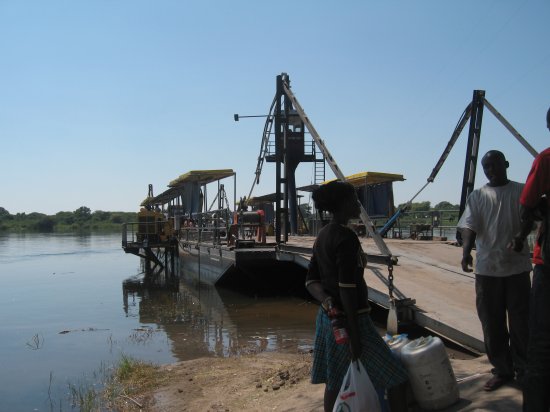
1, 1, 548, 215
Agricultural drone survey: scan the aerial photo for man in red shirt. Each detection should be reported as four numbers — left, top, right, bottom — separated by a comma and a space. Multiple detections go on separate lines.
511, 107, 550, 411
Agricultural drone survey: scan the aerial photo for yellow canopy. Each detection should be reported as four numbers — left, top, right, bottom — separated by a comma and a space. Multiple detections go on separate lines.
323, 171, 405, 187
169, 169, 235, 187
141, 186, 186, 207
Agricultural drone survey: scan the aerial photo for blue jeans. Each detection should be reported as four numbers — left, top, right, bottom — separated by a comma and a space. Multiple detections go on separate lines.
524, 265, 550, 411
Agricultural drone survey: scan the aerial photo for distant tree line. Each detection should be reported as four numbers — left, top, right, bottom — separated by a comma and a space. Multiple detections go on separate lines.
395, 201, 460, 227
0, 201, 459, 233
0, 206, 137, 232
396, 201, 459, 211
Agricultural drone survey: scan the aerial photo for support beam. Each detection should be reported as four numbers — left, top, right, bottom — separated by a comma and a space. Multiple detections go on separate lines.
459, 90, 485, 219
484, 98, 538, 158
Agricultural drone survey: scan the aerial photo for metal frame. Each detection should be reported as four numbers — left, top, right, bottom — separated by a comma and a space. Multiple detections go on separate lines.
459, 90, 486, 218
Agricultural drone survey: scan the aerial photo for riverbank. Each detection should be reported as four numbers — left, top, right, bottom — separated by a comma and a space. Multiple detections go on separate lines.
121, 350, 522, 411
0, 208, 136, 232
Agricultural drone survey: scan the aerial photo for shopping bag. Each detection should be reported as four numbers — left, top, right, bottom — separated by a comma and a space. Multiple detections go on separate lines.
333, 360, 382, 412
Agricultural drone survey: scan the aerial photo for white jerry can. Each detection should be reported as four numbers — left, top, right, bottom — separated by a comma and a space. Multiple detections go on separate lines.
383, 334, 410, 360
400, 336, 459, 410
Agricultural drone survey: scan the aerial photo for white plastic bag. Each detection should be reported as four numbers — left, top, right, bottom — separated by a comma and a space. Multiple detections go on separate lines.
333, 360, 382, 412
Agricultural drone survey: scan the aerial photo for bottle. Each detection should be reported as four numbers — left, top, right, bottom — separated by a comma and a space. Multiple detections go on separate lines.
326, 300, 349, 345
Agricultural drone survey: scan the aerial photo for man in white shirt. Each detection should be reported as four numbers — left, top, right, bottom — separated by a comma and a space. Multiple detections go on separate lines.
458, 150, 532, 392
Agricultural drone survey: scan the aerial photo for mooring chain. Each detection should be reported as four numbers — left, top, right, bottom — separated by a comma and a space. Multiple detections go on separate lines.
387, 258, 395, 301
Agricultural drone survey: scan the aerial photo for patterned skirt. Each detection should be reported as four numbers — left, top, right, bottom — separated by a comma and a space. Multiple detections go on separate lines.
311, 308, 409, 391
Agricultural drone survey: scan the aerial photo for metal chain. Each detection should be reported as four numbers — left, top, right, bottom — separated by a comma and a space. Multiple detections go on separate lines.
387, 258, 395, 300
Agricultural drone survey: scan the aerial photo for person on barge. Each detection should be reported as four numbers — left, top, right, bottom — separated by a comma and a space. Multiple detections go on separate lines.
305, 180, 408, 412
510, 107, 550, 411
458, 150, 532, 392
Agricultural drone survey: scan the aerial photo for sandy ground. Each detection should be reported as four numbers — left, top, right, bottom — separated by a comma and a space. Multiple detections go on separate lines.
134, 350, 523, 412
150, 352, 322, 412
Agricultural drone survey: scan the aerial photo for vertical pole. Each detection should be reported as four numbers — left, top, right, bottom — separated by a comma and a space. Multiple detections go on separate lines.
203, 184, 207, 214
170, 247, 175, 281
283, 86, 299, 236
459, 90, 485, 219
217, 183, 222, 244
287, 169, 298, 235
275, 74, 283, 243
164, 249, 168, 280
283, 86, 289, 242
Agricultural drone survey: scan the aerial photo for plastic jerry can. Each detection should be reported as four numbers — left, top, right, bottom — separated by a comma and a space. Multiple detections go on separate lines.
383, 333, 410, 360
400, 336, 459, 410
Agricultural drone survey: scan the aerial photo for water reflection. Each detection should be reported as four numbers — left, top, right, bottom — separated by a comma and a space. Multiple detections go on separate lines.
123, 274, 318, 361
1, 231, 316, 411
74, 232, 93, 248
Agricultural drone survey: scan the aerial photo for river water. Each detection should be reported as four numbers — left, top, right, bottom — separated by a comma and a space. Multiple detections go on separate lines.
0, 233, 317, 411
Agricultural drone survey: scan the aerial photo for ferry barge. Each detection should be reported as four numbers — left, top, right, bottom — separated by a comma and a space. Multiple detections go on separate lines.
122, 167, 403, 296
122, 72, 539, 353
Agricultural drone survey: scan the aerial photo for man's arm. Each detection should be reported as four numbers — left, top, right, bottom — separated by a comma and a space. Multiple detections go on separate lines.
509, 204, 536, 252
460, 227, 476, 272
510, 153, 549, 252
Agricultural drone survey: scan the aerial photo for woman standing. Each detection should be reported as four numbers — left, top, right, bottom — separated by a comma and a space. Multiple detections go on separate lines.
306, 181, 408, 411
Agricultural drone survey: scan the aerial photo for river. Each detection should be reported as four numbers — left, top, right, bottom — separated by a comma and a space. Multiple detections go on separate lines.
0, 232, 317, 411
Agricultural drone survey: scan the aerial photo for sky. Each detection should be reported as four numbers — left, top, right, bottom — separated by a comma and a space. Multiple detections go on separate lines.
1, 0, 549, 215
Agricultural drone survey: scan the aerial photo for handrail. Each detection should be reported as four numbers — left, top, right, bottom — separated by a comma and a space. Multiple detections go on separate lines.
179, 208, 232, 245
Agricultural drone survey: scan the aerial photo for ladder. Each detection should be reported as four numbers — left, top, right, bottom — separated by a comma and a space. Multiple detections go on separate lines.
314, 144, 326, 185
281, 81, 393, 258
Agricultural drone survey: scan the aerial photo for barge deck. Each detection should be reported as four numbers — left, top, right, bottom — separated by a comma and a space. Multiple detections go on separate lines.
279, 235, 483, 353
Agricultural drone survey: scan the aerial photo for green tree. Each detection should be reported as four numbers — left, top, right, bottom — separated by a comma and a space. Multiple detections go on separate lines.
28, 212, 46, 219
434, 201, 458, 210
110, 212, 137, 224
56, 211, 75, 225
34, 217, 55, 232
0, 207, 12, 223
93, 210, 111, 221
111, 215, 123, 224
0, 208, 135, 232
74, 206, 92, 222
401, 201, 431, 211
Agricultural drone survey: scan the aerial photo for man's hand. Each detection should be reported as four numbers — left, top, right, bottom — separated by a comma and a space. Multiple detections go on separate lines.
461, 253, 473, 272
507, 236, 525, 253
459, 228, 475, 273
